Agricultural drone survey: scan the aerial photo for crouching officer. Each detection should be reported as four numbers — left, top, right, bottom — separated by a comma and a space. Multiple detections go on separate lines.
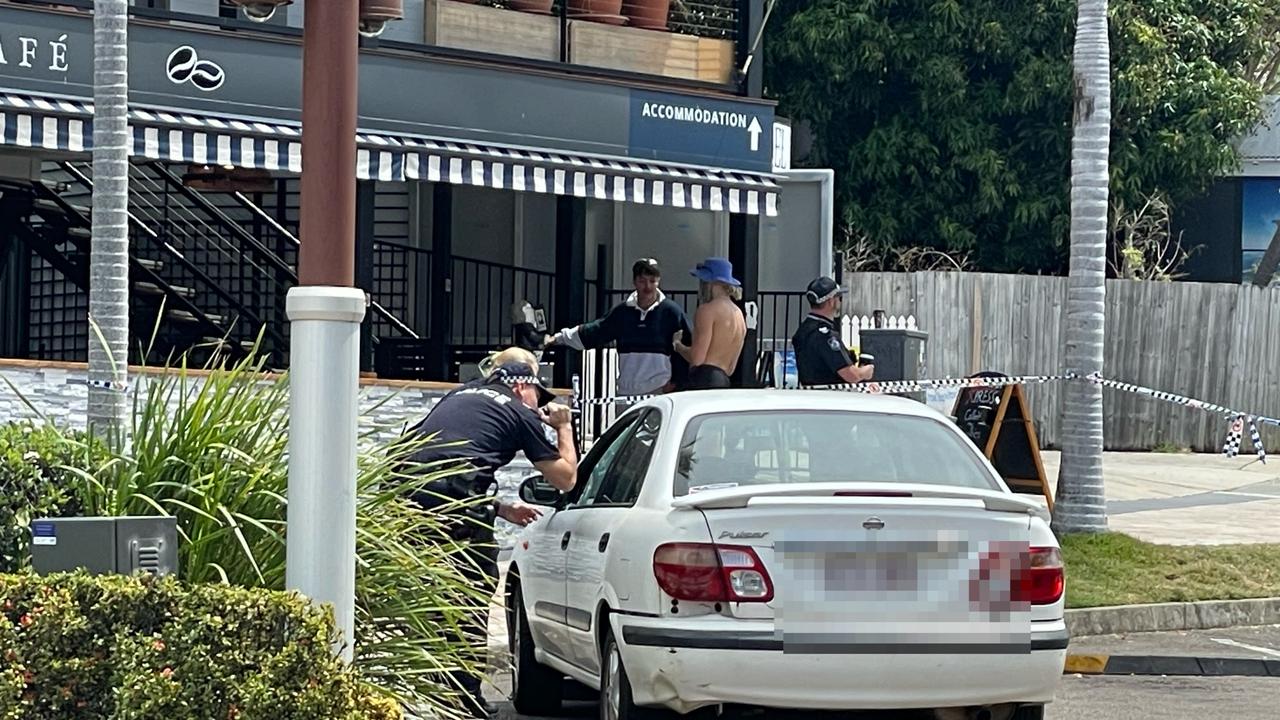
403, 362, 578, 718
792, 276, 875, 387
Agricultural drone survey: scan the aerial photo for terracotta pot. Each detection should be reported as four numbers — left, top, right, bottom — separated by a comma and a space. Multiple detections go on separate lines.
568, 0, 625, 20
507, 0, 554, 13
621, 0, 670, 30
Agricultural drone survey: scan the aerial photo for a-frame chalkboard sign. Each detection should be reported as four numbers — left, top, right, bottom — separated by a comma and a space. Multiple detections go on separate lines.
951, 373, 1053, 511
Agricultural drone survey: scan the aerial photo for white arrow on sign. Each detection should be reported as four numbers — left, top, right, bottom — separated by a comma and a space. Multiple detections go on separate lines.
747, 116, 762, 152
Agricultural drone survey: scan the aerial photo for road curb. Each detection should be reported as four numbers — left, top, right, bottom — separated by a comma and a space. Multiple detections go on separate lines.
1064, 653, 1280, 677
1066, 597, 1280, 637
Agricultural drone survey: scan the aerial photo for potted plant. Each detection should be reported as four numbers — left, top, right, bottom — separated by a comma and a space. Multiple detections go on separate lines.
621, 0, 670, 30
568, 0, 626, 24
508, 0, 554, 14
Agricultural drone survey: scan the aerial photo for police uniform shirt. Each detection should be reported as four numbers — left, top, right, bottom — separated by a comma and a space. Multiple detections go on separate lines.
409, 383, 561, 480
792, 313, 854, 387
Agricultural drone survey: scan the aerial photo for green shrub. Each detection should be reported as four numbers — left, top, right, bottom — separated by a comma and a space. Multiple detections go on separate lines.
0, 424, 106, 573
2, 349, 489, 718
0, 571, 402, 720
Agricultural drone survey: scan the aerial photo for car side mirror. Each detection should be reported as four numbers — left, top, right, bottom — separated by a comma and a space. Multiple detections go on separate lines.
519, 475, 563, 507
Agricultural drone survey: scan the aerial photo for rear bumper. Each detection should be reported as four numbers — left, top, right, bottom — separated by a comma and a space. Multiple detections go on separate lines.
613, 616, 1067, 713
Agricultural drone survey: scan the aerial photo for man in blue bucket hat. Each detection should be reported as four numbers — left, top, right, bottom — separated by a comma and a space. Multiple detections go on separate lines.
672, 257, 746, 389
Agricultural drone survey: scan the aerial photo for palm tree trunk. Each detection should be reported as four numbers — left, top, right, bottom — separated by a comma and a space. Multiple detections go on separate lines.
1053, 0, 1111, 535
87, 0, 130, 440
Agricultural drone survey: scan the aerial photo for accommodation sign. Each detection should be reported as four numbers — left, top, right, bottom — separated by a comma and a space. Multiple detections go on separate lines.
629, 90, 775, 174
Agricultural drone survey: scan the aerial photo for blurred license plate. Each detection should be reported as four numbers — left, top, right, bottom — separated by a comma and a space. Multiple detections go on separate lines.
823, 553, 917, 593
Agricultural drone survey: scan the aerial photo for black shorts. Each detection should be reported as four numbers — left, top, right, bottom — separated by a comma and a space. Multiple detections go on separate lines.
686, 364, 732, 390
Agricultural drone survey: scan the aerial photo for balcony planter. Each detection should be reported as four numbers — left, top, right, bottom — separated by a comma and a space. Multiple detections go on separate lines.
568, 0, 627, 24
426, 0, 560, 60
508, 0, 555, 13
569, 19, 735, 83
621, 0, 670, 30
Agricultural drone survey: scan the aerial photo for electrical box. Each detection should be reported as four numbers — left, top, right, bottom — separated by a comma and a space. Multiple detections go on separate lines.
859, 328, 928, 382
30, 516, 179, 578
860, 328, 929, 403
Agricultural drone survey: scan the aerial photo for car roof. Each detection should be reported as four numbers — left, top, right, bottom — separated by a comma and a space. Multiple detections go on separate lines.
633, 389, 949, 425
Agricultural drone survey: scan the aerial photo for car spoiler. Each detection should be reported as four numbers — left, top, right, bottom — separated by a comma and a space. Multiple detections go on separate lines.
670, 482, 1050, 520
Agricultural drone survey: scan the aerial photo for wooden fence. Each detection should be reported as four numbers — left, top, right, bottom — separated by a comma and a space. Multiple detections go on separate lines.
843, 272, 1280, 453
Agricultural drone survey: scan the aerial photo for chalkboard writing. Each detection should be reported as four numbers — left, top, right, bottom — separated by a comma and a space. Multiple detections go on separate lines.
952, 372, 1008, 453
951, 374, 1052, 510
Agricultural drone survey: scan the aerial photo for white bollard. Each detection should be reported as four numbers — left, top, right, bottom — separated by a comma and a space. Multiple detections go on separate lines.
285, 286, 367, 663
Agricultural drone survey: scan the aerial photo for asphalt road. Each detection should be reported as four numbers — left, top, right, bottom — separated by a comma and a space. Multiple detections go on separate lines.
488, 675, 1277, 720
485, 627, 1280, 720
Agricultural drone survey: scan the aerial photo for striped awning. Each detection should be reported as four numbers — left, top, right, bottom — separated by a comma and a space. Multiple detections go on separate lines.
0, 90, 779, 216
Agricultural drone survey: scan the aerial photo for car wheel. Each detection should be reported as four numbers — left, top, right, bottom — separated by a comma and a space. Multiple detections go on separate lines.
600, 631, 664, 720
510, 583, 564, 716
1011, 704, 1045, 720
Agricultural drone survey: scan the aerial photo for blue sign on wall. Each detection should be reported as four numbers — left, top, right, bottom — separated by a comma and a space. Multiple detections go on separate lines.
628, 89, 774, 173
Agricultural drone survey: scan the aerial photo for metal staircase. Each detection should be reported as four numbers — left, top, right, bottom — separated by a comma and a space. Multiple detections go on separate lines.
8, 160, 414, 368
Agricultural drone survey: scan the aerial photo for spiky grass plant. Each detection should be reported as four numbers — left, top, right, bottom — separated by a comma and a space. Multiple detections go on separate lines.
10, 340, 492, 719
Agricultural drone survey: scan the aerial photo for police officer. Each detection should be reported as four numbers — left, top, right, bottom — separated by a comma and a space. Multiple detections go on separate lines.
792, 277, 875, 387
403, 362, 578, 718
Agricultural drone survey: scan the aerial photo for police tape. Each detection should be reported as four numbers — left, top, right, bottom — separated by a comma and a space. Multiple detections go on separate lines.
804, 373, 1074, 395
1083, 373, 1272, 463
79, 378, 129, 392
568, 371, 1275, 462
569, 372, 1071, 407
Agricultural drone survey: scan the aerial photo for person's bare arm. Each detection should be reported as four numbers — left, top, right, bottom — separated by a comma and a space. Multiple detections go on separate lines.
672, 331, 692, 363
533, 405, 578, 491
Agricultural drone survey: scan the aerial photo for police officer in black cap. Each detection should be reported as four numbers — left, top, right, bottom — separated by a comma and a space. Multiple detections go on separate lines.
792, 277, 875, 387
403, 362, 578, 718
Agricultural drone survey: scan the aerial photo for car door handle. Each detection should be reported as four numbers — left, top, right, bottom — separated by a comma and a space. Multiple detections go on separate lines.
561, 531, 571, 550
598, 533, 610, 553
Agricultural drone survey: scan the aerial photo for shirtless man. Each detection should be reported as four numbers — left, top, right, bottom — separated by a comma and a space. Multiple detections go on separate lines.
672, 257, 746, 389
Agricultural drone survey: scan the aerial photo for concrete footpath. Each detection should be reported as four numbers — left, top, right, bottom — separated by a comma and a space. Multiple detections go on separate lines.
1039, 450, 1280, 545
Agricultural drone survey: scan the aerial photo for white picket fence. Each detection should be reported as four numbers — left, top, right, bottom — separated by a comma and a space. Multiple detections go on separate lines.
838, 314, 919, 349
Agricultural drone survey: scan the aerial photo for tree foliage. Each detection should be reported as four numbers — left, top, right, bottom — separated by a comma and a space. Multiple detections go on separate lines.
765, 0, 1274, 273
1250, 8, 1280, 94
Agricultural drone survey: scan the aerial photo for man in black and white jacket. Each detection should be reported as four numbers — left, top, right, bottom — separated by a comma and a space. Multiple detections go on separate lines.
547, 258, 692, 396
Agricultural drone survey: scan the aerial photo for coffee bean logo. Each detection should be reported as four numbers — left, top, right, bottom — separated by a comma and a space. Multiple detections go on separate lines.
166, 45, 225, 92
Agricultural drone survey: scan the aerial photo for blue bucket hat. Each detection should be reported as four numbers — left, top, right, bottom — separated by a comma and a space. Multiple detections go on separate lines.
690, 257, 741, 287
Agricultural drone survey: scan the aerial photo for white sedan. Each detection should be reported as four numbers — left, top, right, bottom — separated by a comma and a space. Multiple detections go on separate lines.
505, 390, 1067, 720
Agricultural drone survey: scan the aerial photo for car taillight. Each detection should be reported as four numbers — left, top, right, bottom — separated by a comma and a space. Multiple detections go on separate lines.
653, 542, 774, 603
973, 545, 1064, 607
1016, 546, 1065, 605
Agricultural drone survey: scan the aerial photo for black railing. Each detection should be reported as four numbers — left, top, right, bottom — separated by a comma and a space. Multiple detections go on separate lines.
372, 240, 432, 341
3, 181, 89, 362
669, 0, 739, 39
451, 256, 556, 348
756, 291, 808, 352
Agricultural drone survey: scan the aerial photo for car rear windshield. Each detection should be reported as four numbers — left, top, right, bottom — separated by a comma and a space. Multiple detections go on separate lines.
674, 411, 1000, 497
